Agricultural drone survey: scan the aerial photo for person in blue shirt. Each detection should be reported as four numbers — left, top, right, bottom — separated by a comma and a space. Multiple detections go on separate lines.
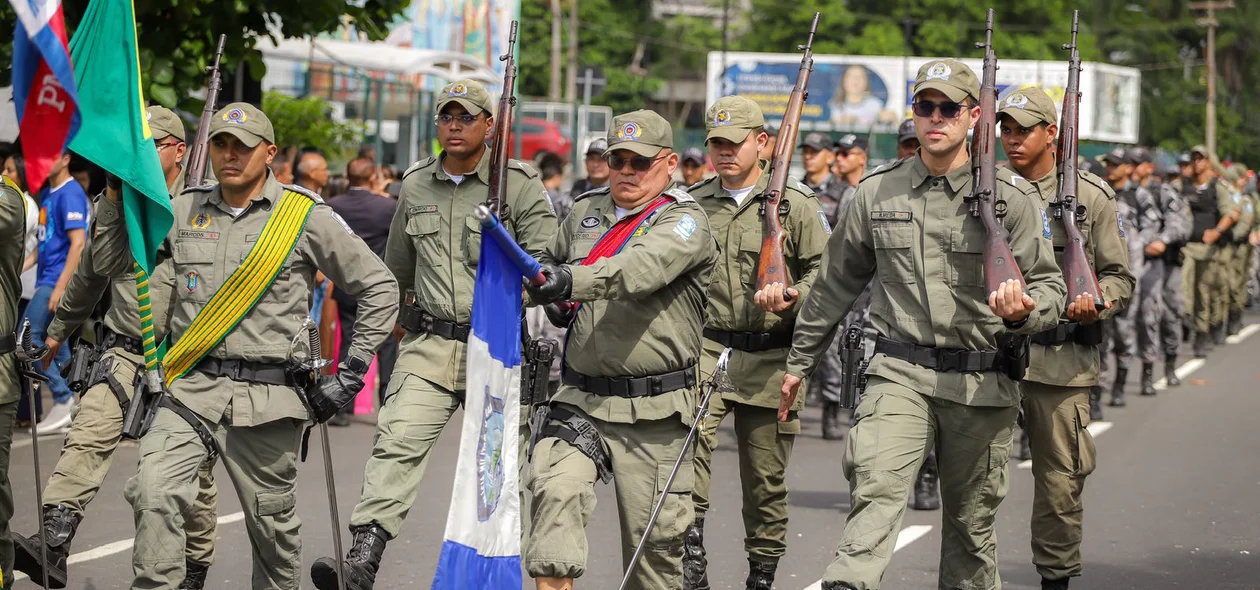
26, 151, 90, 435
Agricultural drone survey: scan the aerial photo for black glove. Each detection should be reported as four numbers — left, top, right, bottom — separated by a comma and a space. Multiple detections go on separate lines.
544, 302, 575, 328
306, 357, 368, 423
526, 264, 573, 305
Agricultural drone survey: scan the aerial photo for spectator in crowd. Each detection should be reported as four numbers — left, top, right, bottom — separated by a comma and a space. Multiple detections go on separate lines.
294, 147, 330, 195
270, 150, 295, 184
28, 151, 91, 435
326, 157, 400, 426
680, 147, 707, 187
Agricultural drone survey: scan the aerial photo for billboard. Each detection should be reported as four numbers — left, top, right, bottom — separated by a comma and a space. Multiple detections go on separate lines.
707, 52, 1141, 144
384, 0, 520, 88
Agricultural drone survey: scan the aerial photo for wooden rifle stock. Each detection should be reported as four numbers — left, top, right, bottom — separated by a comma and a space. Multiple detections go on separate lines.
1054, 11, 1105, 310
970, 10, 1026, 292
757, 12, 819, 300
185, 35, 226, 188
486, 20, 519, 217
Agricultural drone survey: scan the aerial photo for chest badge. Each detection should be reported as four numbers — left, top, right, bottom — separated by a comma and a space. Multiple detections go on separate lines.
1116, 211, 1126, 237
1041, 208, 1052, 239
185, 271, 201, 293
580, 216, 600, 229
191, 213, 211, 229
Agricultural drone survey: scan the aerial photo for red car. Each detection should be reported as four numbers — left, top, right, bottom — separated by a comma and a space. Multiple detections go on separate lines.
514, 117, 572, 162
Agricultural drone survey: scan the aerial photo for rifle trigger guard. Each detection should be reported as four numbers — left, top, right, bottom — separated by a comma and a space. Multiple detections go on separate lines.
1074, 204, 1088, 222
778, 201, 791, 217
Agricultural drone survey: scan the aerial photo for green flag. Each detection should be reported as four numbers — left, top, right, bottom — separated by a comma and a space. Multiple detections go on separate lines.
67, 0, 172, 274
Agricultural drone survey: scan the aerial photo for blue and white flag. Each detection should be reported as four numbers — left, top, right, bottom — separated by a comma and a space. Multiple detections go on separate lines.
431, 216, 527, 589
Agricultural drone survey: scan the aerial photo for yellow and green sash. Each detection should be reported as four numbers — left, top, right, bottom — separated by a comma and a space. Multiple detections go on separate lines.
162, 190, 316, 385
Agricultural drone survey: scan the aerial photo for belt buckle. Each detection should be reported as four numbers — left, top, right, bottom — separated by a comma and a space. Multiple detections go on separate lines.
227, 360, 243, 381
936, 349, 965, 372
419, 314, 434, 332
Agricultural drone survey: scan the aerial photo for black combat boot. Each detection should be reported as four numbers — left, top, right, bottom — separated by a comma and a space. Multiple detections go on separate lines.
1212, 322, 1227, 345
821, 401, 843, 441
1140, 363, 1157, 396
745, 558, 778, 590
311, 524, 388, 590
12, 504, 81, 588
1228, 310, 1244, 336
911, 457, 941, 511
1088, 385, 1104, 421
1041, 577, 1070, 590
1194, 331, 1211, 359
178, 560, 210, 589
1165, 355, 1181, 387
683, 518, 711, 590
1109, 367, 1128, 407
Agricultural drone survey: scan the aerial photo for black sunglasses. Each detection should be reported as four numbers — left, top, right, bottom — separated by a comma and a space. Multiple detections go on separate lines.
606, 153, 668, 172
912, 100, 967, 119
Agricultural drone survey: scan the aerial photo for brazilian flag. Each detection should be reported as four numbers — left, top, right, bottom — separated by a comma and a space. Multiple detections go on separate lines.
67, 0, 174, 368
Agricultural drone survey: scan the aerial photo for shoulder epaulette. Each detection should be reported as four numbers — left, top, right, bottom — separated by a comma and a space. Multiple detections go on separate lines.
573, 185, 610, 202
688, 176, 717, 193
508, 160, 539, 178
996, 168, 1034, 195
1078, 170, 1115, 199
181, 185, 214, 195
664, 186, 696, 203
284, 183, 325, 204
788, 177, 816, 198
402, 156, 438, 180
860, 158, 905, 182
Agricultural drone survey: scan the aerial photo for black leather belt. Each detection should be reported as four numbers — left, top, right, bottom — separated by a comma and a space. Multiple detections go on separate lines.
1031, 322, 1104, 346
101, 328, 145, 356
561, 365, 698, 398
874, 336, 1002, 373
399, 303, 470, 343
0, 332, 14, 355
703, 328, 793, 352
193, 357, 294, 386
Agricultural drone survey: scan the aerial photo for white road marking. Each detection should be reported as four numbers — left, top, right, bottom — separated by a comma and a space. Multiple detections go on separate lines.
1153, 358, 1206, 391
1225, 323, 1260, 345
800, 525, 933, 590
13, 511, 245, 582
1018, 421, 1113, 470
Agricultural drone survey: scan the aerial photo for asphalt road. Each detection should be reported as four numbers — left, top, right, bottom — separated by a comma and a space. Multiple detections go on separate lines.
8, 320, 1260, 589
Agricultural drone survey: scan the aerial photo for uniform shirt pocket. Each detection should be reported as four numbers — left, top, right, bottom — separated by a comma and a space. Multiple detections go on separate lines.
461, 215, 483, 267
173, 240, 216, 303
948, 229, 985, 288
871, 223, 916, 284
738, 229, 763, 285
405, 213, 445, 268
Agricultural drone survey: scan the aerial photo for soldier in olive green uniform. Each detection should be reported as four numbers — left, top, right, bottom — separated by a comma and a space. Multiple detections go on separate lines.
1179, 145, 1238, 358
781, 60, 1067, 590
997, 89, 1135, 590
682, 96, 827, 590
1224, 163, 1254, 336
91, 103, 398, 589
312, 79, 556, 590
0, 177, 28, 590
523, 109, 717, 590
12, 106, 221, 589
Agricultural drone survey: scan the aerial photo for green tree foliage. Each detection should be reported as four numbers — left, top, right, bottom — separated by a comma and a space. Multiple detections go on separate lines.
262, 91, 364, 162
0, 0, 408, 112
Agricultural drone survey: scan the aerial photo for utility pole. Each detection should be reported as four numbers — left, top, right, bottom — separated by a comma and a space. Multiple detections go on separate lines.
550, 0, 563, 100
566, 0, 579, 103
1190, 0, 1233, 156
